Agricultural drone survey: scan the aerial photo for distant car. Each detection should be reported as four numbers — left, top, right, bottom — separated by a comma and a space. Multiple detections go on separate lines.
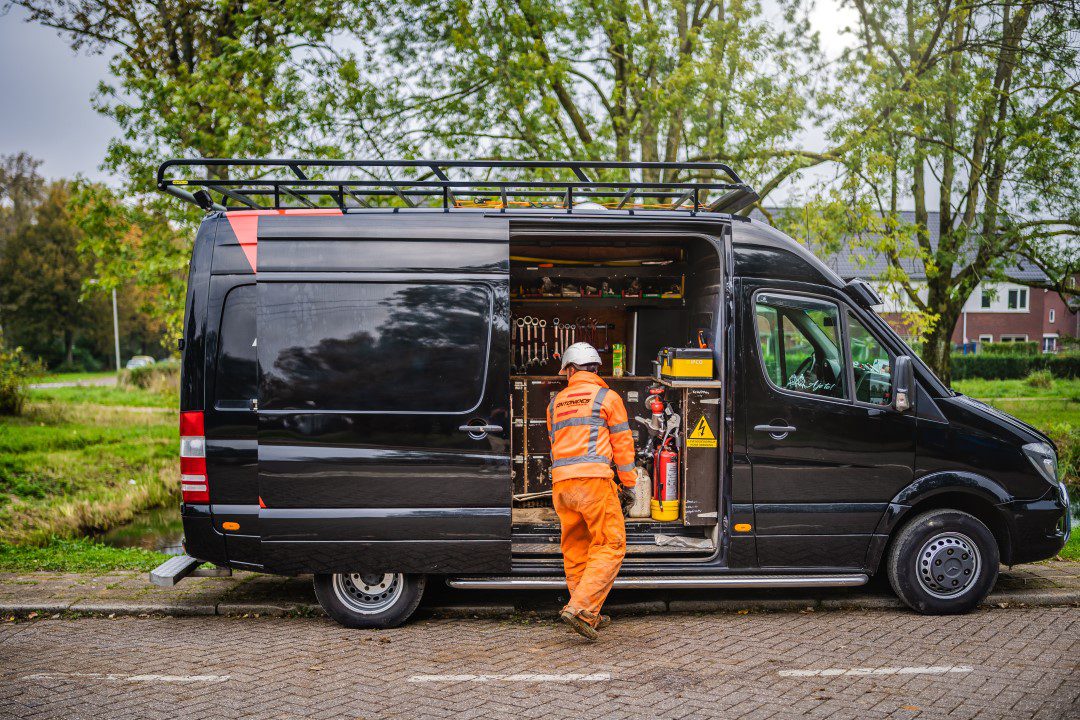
126, 355, 156, 370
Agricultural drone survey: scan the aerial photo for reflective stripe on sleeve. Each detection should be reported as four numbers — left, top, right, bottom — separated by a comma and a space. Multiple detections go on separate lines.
607, 421, 630, 434
616, 462, 636, 473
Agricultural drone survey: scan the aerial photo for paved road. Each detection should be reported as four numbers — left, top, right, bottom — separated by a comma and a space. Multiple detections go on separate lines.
1, 607, 1077, 719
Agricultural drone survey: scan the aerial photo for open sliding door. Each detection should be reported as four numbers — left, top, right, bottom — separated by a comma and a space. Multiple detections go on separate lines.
255, 213, 512, 574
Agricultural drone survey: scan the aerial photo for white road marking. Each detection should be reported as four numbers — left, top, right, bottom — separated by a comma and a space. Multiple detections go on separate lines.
779, 665, 973, 678
21, 672, 230, 683
408, 673, 611, 683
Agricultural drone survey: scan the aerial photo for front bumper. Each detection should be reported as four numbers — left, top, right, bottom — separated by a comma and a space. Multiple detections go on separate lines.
1000, 483, 1070, 565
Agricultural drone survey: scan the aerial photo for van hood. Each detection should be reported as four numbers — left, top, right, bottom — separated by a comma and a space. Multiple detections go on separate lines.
949, 394, 1051, 448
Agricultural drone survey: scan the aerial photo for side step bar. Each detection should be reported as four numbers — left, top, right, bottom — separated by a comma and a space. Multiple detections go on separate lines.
447, 573, 868, 590
149, 555, 232, 587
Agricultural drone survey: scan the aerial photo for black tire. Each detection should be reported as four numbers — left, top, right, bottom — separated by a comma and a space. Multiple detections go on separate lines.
887, 509, 999, 615
313, 572, 426, 629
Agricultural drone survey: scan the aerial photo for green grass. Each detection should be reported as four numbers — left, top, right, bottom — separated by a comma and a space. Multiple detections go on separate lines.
952, 377, 1080, 401
1058, 532, 1080, 562
0, 398, 178, 545
35, 371, 117, 385
27, 384, 175, 408
0, 538, 169, 572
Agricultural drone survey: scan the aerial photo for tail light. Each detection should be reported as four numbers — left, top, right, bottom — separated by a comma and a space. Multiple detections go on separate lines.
180, 411, 209, 503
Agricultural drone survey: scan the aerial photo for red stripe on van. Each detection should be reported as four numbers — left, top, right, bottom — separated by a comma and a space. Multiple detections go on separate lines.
225, 208, 343, 272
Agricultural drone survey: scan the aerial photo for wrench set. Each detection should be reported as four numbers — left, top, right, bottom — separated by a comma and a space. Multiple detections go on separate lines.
511, 314, 612, 374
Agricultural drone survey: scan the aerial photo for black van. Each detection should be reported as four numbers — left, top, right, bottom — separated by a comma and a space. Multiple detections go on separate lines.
152, 159, 1070, 628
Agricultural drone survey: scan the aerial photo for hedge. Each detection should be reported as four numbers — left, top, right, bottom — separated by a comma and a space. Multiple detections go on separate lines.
949, 353, 1080, 380
980, 341, 1039, 356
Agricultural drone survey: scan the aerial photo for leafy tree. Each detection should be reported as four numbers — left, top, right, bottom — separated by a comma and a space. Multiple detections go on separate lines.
0, 152, 45, 245
0, 182, 104, 366
328, 0, 824, 190
782, 0, 1079, 382
10, 0, 361, 338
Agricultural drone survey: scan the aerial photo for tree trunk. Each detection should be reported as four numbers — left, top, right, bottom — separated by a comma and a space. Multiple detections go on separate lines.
921, 288, 963, 385
63, 329, 74, 367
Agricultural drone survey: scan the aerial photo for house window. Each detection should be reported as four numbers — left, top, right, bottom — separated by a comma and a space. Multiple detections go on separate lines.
980, 290, 992, 309
1007, 288, 1028, 310
978, 334, 993, 344
1043, 335, 1058, 353
1049, 309, 1056, 323
1000, 334, 1028, 342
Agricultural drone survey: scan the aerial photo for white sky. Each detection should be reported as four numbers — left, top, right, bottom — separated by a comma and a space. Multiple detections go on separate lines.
0, 1, 910, 206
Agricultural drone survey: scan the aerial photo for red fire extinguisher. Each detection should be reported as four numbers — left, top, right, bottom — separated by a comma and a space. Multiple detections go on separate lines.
652, 436, 679, 521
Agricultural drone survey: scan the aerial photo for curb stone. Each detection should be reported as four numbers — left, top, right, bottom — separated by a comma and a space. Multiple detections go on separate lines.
3, 589, 1078, 620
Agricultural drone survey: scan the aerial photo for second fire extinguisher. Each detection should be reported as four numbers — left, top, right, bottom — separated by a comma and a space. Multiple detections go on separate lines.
652, 436, 679, 521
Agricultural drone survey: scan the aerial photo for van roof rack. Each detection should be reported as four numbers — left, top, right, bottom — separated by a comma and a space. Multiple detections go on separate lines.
156, 158, 758, 215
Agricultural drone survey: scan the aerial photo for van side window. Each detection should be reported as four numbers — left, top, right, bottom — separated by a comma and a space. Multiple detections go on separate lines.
754, 293, 848, 400
215, 284, 257, 409
260, 282, 491, 412
847, 313, 893, 406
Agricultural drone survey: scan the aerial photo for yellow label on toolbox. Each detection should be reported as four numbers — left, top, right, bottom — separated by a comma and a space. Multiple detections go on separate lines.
687, 415, 717, 448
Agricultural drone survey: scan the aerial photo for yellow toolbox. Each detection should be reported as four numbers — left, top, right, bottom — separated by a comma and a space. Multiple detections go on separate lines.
659, 347, 714, 381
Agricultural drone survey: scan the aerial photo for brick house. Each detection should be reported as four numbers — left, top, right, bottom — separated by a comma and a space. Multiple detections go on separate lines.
787, 210, 1079, 352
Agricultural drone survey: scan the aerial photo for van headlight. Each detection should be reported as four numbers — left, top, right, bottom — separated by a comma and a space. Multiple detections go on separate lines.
1022, 442, 1059, 485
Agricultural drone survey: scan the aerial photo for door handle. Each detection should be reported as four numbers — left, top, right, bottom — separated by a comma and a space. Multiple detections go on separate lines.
754, 423, 796, 440
458, 424, 503, 434
754, 424, 797, 433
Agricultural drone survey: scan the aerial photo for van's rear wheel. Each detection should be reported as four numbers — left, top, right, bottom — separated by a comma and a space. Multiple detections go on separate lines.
887, 509, 998, 615
313, 572, 425, 628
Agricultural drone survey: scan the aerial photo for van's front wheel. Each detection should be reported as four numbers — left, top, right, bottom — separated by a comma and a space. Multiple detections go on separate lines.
887, 509, 999, 615
313, 572, 425, 628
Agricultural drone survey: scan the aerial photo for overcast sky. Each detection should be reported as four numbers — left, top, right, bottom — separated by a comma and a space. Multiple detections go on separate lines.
0, 1, 868, 203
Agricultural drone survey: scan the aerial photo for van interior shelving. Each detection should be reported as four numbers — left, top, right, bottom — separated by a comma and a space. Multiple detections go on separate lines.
507, 234, 723, 561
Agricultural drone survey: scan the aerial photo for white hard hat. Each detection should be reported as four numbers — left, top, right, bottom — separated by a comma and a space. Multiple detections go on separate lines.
560, 342, 602, 374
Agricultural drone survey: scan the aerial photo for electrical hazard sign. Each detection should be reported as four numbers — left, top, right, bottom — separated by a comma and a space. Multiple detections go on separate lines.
687, 415, 717, 448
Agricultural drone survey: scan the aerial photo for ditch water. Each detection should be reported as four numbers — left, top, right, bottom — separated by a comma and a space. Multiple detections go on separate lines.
95, 505, 184, 555
94, 494, 1080, 558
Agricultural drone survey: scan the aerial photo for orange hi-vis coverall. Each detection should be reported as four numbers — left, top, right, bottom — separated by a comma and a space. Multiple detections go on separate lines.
545, 371, 637, 626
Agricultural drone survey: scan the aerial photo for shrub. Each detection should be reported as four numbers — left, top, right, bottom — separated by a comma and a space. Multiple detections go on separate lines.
982, 341, 1039, 356
1025, 369, 1054, 389
0, 344, 44, 415
950, 353, 1080, 380
1044, 423, 1079, 492
120, 359, 180, 395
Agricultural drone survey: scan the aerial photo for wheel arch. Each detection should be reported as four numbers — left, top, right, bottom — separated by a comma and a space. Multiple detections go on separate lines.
870, 472, 1015, 572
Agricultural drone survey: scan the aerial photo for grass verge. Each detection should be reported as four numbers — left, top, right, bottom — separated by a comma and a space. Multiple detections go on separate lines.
1057, 532, 1080, 562
0, 398, 177, 545
0, 538, 170, 573
27, 384, 175, 408
35, 371, 117, 385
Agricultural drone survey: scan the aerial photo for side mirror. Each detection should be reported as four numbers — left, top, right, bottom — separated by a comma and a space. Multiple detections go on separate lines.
893, 355, 914, 412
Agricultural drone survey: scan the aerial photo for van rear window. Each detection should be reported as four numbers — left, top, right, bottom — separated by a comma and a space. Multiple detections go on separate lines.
259, 282, 492, 413
215, 284, 256, 409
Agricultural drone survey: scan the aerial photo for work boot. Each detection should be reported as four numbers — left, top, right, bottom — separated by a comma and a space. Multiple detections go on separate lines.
596, 614, 612, 630
559, 610, 598, 641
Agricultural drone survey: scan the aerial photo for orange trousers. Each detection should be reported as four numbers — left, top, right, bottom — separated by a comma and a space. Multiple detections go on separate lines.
552, 476, 627, 626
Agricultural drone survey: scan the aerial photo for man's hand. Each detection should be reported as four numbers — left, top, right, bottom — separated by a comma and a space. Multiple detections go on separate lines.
617, 484, 635, 516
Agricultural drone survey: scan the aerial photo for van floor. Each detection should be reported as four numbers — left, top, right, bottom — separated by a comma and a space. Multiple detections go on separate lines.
511, 508, 716, 557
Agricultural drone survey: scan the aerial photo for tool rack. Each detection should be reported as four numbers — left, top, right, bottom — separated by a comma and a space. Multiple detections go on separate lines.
156, 159, 758, 214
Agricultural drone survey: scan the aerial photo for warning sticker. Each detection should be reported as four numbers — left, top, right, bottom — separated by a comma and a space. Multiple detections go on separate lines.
686, 415, 717, 448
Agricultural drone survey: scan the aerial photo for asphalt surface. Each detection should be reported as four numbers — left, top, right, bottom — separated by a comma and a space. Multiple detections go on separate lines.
1, 606, 1077, 719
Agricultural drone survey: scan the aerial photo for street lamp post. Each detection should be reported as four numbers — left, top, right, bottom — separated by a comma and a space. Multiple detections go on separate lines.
112, 288, 121, 376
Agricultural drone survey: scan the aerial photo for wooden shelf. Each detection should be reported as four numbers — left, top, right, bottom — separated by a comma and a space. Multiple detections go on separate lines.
511, 296, 684, 307
655, 376, 722, 388
511, 265, 686, 279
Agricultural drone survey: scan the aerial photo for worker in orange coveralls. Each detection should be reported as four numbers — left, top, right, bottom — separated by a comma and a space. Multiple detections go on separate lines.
546, 342, 637, 641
